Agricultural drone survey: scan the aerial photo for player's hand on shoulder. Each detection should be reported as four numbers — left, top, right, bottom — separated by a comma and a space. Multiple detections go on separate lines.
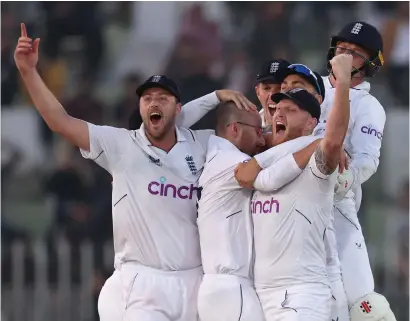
216, 89, 257, 111
234, 158, 262, 189
14, 23, 40, 75
330, 53, 353, 85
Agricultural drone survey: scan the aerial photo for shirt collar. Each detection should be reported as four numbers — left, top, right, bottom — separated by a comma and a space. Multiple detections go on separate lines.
138, 124, 187, 146
207, 135, 239, 154
325, 75, 371, 92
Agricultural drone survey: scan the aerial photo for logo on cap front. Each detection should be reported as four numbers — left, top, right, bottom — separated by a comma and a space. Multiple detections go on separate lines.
270, 62, 279, 74
289, 88, 304, 94
351, 23, 363, 35
152, 75, 162, 83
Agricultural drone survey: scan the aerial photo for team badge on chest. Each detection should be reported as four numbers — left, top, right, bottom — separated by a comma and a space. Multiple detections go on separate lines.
185, 155, 197, 175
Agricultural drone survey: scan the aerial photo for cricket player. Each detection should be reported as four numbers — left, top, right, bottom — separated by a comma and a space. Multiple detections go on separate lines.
14, 23, 255, 321
254, 59, 291, 128
197, 102, 323, 321
317, 21, 396, 321
234, 53, 353, 321
279, 63, 349, 321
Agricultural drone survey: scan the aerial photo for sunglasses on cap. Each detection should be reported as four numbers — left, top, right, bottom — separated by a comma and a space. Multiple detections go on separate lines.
287, 64, 322, 96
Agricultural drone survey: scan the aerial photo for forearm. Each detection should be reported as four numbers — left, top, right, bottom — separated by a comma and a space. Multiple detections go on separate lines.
176, 92, 220, 128
255, 136, 318, 168
319, 81, 350, 173
20, 69, 89, 150
254, 154, 302, 192
21, 69, 69, 132
322, 81, 350, 149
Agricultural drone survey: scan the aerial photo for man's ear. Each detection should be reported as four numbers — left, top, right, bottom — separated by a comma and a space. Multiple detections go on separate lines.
309, 117, 318, 131
255, 85, 260, 98
175, 102, 182, 115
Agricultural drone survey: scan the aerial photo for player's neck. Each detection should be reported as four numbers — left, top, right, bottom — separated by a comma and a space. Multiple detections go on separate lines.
329, 74, 364, 88
146, 129, 177, 153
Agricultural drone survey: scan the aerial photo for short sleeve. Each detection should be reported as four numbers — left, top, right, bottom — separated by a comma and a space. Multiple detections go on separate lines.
79, 123, 128, 174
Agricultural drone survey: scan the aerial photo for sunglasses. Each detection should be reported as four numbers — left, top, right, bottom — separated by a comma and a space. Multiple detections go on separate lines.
287, 64, 321, 96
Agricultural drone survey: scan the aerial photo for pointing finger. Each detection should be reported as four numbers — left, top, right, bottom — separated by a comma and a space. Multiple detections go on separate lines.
21, 22, 27, 38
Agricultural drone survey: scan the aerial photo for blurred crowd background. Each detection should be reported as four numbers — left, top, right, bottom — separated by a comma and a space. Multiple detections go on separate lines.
1, 2, 409, 321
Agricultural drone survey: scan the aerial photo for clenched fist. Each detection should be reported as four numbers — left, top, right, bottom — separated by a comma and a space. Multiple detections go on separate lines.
14, 23, 40, 75
330, 53, 353, 85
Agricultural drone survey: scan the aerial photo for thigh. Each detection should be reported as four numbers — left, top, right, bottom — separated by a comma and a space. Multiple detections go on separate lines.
179, 273, 202, 321
257, 288, 297, 321
286, 286, 331, 321
98, 271, 124, 321
123, 269, 178, 321
240, 286, 265, 321
334, 205, 374, 305
330, 279, 349, 321
197, 280, 243, 321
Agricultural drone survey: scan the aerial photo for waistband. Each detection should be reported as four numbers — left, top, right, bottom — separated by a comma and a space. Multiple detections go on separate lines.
203, 274, 253, 287
119, 262, 203, 278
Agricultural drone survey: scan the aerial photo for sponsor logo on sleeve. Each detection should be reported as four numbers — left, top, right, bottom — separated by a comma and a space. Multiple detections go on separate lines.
360, 125, 383, 140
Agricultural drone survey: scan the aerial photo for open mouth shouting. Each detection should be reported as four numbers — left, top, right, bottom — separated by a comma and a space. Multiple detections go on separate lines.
149, 111, 163, 126
275, 120, 287, 139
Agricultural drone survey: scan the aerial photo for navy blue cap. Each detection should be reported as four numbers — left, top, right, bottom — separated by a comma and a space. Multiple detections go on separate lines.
136, 75, 181, 102
271, 88, 321, 121
256, 59, 291, 84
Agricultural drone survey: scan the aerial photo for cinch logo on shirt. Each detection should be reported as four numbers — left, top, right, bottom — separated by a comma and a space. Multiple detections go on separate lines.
251, 198, 280, 214
147, 176, 200, 200
361, 126, 383, 140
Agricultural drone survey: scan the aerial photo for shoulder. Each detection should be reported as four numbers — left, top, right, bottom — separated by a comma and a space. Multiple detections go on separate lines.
354, 93, 386, 119
179, 127, 214, 143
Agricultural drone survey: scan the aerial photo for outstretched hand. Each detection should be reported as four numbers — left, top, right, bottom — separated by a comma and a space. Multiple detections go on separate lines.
14, 23, 41, 74
216, 89, 257, 112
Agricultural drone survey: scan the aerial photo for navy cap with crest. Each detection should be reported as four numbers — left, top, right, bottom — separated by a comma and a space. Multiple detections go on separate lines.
256, 59, 291, 84
271, 88, 321, 121
136, 75, 181, 102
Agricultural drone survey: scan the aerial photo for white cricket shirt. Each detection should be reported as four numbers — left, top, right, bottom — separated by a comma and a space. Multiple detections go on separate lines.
314, 76, 386, 213
80, 123, 213, 271
197, 135, 317, 279
252, 151, 338, 289
197, 135, 254, 278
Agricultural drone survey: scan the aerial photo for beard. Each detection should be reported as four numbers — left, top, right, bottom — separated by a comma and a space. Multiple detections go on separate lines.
143, 116, 175, 141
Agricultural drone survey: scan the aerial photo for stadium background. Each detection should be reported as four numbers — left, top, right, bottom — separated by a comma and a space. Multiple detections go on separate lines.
1, 1, 409, 320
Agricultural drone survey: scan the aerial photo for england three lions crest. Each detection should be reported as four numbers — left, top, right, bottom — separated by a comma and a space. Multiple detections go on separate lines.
185, 155, 198, 175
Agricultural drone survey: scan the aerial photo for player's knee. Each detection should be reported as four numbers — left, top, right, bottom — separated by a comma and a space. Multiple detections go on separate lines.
350, 292, 397, 321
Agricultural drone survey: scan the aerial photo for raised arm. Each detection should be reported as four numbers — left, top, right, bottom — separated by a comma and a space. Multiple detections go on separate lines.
177, 90, 257, 129
14, 23, 90, 151
314, 54, 352, 175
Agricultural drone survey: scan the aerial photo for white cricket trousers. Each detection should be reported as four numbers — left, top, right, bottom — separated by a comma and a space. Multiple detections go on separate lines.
257, 284, 331, 321
334, 199, 375, 307
324, 220, 349, 321
197, 274, 265, 321
98, 263, 203, 321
